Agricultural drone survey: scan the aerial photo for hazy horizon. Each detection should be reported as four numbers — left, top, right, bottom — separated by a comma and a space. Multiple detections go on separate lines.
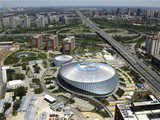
0, 0, 160, 8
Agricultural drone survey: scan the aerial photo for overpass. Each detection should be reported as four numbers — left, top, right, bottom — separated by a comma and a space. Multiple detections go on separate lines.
77, 10, 160, 94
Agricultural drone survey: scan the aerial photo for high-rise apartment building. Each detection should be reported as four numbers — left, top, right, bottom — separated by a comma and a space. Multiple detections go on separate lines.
146, 33, 160, 56
0, 19, 2, 28
36, 15, 46, 28
147, 9, 155, 17
9, 16, 21, 28
24, 15, 31, 28
2, 17, 10, 28
39, 15, 45, 28
136, 9, 141, 16
31, 34, 43, 48
62, 36, 75, 54
59, 15, 68, 24
46, 35, 58, 50
127, 8, 131, 16
158, 11, 160, 17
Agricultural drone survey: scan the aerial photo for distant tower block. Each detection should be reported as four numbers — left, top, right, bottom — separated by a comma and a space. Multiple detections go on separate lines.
24, 15, 31, 28
46, 35, 58, 50
30, 34, 43, 48
62, 36, 75, 54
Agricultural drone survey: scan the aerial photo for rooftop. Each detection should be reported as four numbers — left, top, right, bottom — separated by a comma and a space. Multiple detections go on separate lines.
0, 42, 13, 44
59, 62, 118, 83
147, 32, 160, 40
152, 55, 160, 61
33, 34, 42, 39
49, 35, 57, 40
63, 36, 75, 43
117, 99, 160, 120
54, 55, 73, 62
7, 80, 23, 87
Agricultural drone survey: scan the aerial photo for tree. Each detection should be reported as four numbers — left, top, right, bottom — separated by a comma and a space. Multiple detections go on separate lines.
131, 91, 152, 102
7, 69, 15, 81
3, 102, 11, 112
26, 66, 30, 74
15, 73, 25, 80
22, 63, 27, 70
43, 60, 47, 68
12, 99, 21, 116
32, 78, 40, 84
13, 100, 21, 111
34, 87, 43, 94
35, 66, 40, 73
12, 110, 17, 116
13, 87, 27, 99
33, 64, 40, 73
7, 69, 25, 81
0, 113, 6, 120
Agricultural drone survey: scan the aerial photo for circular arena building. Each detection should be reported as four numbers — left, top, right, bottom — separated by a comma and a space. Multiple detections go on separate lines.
53, 55, 73, 66
58, 62, 119, 97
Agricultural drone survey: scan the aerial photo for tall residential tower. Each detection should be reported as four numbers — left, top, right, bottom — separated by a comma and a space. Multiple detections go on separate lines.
46, 35, 58, 50
62, 36, 75, 54
146, 33, 160, 56
30, 34, 43, 48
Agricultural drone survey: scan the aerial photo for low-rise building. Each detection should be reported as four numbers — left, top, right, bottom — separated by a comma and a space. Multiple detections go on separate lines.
53, 55, 73, 66
44, 94, 56, 103
0, 42, 14, 48
0, 99, 5, 113
115, 100, 160, 120
7, 80, 24, 89
50, 101, 64, 111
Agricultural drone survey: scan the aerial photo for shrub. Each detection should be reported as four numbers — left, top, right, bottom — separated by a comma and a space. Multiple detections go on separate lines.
116, 88, 125, 97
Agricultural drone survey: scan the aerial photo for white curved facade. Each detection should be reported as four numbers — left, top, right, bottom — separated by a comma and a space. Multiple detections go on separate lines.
53, 55, 73, 66
58, 62, 119, 96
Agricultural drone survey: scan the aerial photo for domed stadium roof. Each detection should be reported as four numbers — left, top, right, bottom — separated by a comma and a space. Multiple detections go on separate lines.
59, 62, 116, 83
53, 55, 73, 66
58, 62, 119, 97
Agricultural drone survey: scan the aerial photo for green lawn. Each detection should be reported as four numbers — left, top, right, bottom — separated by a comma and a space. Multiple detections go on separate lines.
4, 50, 46, 65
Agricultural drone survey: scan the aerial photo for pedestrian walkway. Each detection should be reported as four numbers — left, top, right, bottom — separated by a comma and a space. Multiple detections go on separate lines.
107, 68, 137, 117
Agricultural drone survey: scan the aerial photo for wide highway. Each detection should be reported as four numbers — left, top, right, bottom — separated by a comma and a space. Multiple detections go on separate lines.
77, 10, 160, 94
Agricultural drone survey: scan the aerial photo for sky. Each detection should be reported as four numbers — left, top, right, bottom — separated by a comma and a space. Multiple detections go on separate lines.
0, 0, 160, 8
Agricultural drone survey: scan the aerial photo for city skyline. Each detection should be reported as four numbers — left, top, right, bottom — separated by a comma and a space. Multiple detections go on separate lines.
0, 0, 160, 8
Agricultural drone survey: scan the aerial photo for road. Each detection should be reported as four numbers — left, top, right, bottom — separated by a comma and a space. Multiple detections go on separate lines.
87, 97, 113, 117
77, 10, 160, 95
40, 55, 57, 98
0, 32, 97, 37
71, 108, 86, 120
